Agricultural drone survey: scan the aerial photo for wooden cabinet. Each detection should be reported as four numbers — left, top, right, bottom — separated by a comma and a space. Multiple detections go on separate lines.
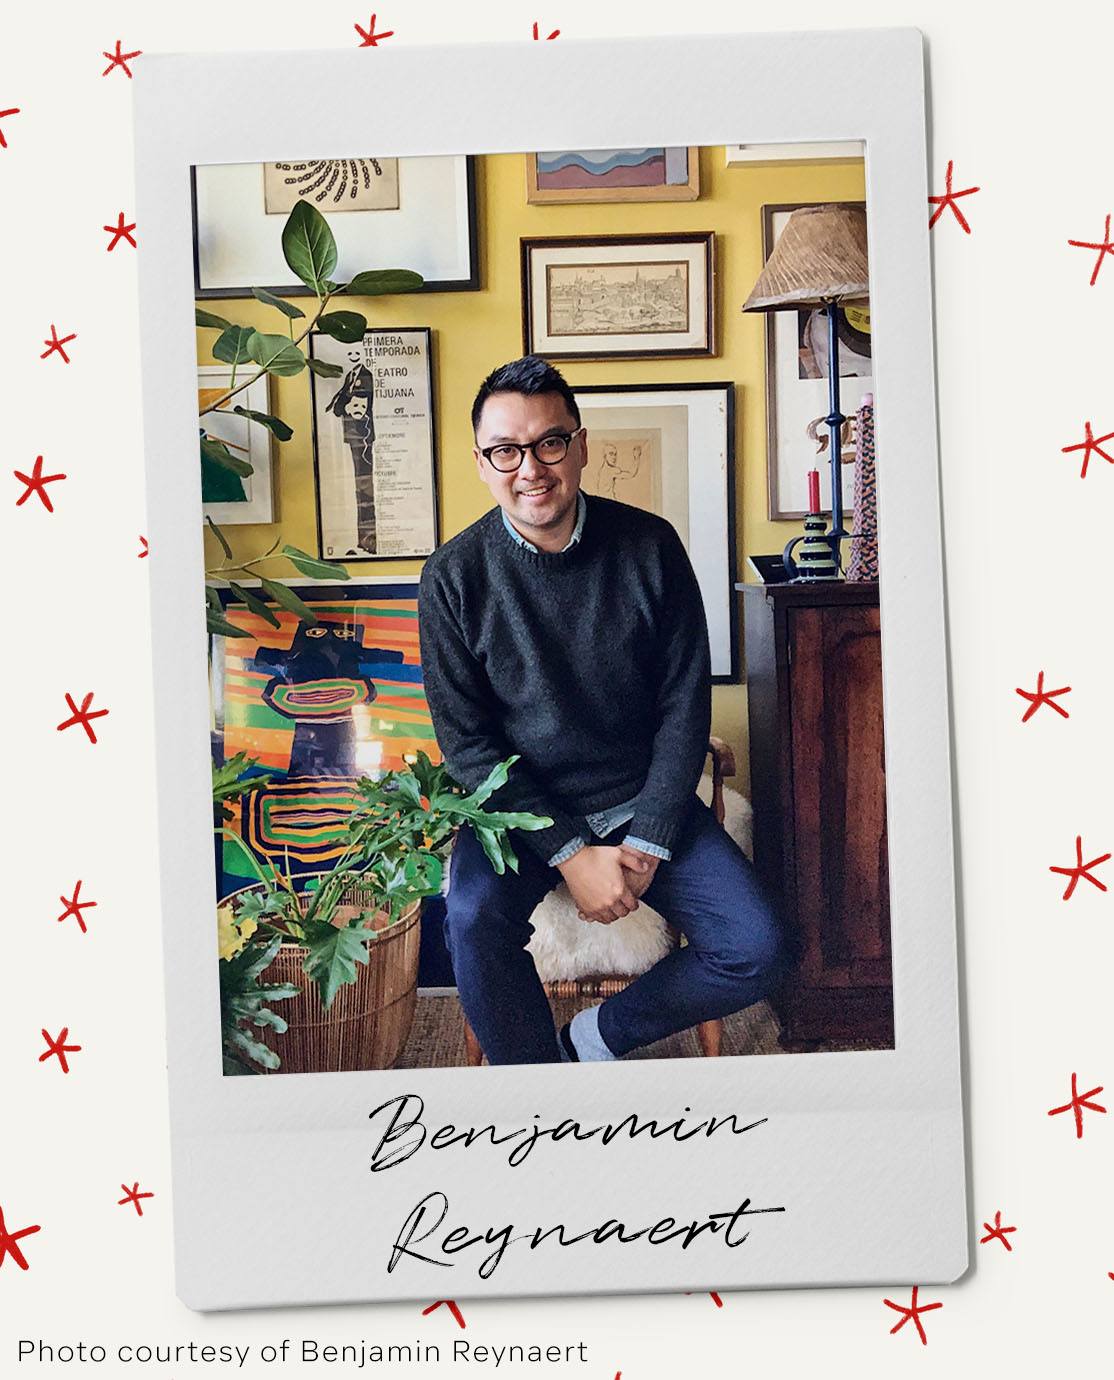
739, 580, 893, 1048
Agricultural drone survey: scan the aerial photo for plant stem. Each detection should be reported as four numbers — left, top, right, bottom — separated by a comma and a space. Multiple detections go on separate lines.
199, 293, 333, 417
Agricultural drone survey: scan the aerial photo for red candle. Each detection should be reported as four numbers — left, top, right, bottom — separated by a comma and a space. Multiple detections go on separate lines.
807, 469, 821, 514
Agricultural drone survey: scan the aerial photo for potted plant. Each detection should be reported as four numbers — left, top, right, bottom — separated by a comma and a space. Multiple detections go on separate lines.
217, 752, 551, 1074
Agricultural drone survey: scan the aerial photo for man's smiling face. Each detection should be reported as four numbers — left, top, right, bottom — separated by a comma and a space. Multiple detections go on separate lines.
473, 391, 587, 546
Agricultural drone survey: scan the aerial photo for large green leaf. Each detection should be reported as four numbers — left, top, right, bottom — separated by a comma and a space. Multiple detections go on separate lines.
251, 286, 305, 320
212, 324, 255, 365
307, 358, 344, 379
246, 331, 306, 377
258, 577, 317, 625
200, 435, 253, 477
464, 756, 518, 808
207, 608, 254, 639
281, 200, 337, 295
227, 581, 281, 628
232, 406, 294, 442
317, 310, 367, 343
205, 515, 233, 558
281, 544, 349, 580
196, 307, 232, 330
345, 269, 424, 296
301, 920, 373, 1011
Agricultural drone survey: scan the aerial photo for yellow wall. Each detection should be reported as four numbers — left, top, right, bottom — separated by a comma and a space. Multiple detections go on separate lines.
200, 149, 866, 789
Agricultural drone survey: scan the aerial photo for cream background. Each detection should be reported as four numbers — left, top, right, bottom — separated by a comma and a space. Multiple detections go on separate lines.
2, 0, 1110, 1373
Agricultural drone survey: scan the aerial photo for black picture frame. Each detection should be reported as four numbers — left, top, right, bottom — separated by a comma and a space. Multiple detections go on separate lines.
521, 232, 716, 361
191, 157, 481, 299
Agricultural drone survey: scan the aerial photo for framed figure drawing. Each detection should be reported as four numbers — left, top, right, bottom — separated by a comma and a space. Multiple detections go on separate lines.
192, 155, 479, 297
198, 365, 275, 524
521, 233, 714, 360
763, 200, 873, 520
526, 147, 700, 203
574, 382, 737, 681
308, 328, 438, 560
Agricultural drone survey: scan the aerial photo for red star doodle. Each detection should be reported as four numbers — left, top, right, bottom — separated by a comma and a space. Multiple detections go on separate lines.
883, 1285, 943, 1345
1049, 836, 1110, 900
1016, 671, 1071, 723
138, 535, 149, 558
40, 324, 76, 364
39, 1027, 81, 1074
57, 880, 96, 934
102, 41, 142, 79
421, 1300, 466, 1329
118, 1183, 154, 1217
57, 692, 109, 744
14, 455, 66, 513
104, 213, 137, 252
532, 21, 561, 38
0, 106, 20, 150
0, 1205, 41, 1272
355, 14, 394, 46
709, 1291, 723, 1307
979, 1211, 1017, 1252
1062, 420, 1114, 479
928, 160, 979, 233
1068, 214, 1114, 287
1048, 1072, 1106, 1139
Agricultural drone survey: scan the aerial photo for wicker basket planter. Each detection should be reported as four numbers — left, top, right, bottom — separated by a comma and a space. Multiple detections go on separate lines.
225, 881, 422, 1074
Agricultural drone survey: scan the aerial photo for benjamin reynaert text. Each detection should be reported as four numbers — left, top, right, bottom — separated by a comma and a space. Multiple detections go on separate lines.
368, 1094, 785, 1279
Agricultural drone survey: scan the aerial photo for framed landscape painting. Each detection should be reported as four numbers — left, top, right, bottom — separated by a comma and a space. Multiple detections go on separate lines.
526, 147, 699, 203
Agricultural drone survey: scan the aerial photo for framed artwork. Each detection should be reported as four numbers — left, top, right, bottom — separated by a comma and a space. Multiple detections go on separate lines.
308, 327, 438, 561
191, 155, 479, 297
521, 233, 715, 360
761, 201, 873, 521
208, 579, 437, 896
574, 382, 737, 681
526, 147, 699, 203
198, 365, 275, 525
726, 141, 864, 165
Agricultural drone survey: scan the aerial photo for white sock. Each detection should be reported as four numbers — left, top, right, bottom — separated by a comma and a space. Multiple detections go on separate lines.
568, 1004, 618, 1062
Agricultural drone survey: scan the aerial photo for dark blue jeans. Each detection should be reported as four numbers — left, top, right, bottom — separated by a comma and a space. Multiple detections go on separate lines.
443, 797, 783, 1065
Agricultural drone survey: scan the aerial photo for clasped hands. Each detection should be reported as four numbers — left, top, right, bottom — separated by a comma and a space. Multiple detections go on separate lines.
556, 844, 660, 924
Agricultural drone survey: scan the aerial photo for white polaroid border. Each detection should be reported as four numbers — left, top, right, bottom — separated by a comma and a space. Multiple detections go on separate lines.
134, 28, 966, 1310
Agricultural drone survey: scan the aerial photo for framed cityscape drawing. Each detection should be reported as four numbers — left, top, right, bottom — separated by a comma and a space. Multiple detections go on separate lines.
521, 233, 715, 360
192, 155, 479, 297
763, 201, 872, 520
198, 365, 276, 525
573, 381, 737, 681
526, 147, 700, 203
308, 327, 438, 560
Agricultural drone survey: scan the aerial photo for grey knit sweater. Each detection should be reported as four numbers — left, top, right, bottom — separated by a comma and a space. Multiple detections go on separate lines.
417, 493, 712, 862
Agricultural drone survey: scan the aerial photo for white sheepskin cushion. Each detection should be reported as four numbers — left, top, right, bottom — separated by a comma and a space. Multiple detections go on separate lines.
525, 777, 753, 984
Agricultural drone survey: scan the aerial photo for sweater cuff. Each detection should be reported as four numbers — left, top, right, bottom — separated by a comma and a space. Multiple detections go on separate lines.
517, 814, 586, 865
625, 812, 685, 856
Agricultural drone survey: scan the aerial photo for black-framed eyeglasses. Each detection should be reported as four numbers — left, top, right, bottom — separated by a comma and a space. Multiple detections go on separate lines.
479, 428, 584, 473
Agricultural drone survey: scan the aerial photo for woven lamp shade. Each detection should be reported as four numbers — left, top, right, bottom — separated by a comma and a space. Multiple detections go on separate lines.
743, 204, 869, 311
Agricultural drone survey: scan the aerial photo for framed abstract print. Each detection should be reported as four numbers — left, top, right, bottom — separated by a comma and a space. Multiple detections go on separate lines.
192, 155, 479, 297
573, 381, 737, 681
762, 200, 873, 520
521, 233, 715, 360
525, 147, 700, 203
308, 327, 438, 560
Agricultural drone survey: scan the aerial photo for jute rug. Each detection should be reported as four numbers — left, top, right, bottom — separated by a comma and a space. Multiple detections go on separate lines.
394, 992, 877, 1067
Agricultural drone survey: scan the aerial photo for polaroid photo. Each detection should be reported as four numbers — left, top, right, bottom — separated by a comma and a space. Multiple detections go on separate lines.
134, 27, 966, 1308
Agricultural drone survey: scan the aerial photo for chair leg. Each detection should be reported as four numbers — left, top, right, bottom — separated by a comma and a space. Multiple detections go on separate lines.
463, 1018, 484, 1067
697, 1018, 723, 1057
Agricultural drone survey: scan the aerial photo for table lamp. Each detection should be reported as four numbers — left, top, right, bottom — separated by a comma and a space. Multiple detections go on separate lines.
743, 204, 870, 573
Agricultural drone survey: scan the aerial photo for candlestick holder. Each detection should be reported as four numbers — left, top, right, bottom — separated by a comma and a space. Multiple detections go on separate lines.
783, 512, 842, 581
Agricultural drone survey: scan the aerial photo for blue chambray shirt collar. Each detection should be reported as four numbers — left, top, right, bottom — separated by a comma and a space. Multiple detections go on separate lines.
501, 491, 586, 554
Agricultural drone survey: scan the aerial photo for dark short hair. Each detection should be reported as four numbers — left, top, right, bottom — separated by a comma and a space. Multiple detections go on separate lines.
471, 355, 581, 434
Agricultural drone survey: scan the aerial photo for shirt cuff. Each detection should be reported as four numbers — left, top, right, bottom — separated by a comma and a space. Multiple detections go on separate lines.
621, 835, 672, 862
548, 836, 587, 867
